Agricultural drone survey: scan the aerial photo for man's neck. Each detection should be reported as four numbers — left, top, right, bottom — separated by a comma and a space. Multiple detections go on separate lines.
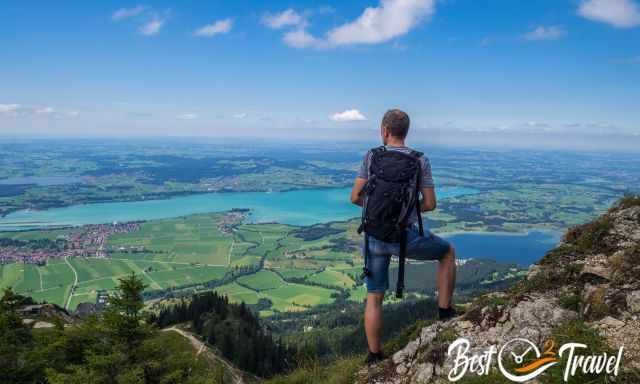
385, 138, 406, 147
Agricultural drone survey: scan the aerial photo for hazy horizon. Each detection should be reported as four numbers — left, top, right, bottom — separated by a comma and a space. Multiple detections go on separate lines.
2, 131, 640, 153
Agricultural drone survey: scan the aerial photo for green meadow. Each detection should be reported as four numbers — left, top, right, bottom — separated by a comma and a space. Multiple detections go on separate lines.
107, 214, 233, 265
306, 268, 356, 288
237, 269, 284, 291
0, 213, 365, 314
213, 279, 336, 313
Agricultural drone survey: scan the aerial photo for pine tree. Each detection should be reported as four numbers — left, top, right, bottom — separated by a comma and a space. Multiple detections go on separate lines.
0, 288, 38, 383
103, 272, 148, 350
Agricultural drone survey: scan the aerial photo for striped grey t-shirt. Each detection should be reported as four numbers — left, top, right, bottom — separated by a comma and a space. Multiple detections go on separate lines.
357, 145, 434, 225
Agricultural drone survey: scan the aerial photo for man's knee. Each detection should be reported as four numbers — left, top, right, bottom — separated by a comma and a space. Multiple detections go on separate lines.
367, 292, 384, 306
442, 244, 455, 263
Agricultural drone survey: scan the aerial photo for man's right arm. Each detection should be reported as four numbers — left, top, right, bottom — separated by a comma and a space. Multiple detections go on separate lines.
420, 187, 437, 212
419, 156, 436, 212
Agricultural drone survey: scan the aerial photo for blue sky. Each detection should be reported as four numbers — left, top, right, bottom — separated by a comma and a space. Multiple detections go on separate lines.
1, 0, 639, 150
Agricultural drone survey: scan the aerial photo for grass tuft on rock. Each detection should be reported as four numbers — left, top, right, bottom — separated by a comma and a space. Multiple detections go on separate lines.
615, 194, 640, 210
265, 355, 363, 384
564, 216, 614, 255
539, 320, 611, 384
558, 290, 582, 312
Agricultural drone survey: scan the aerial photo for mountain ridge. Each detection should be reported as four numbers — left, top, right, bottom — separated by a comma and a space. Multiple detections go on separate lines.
357, 196, 640, 384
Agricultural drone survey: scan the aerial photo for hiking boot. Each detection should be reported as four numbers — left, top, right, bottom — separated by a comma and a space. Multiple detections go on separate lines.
438, 306, 457, 321
365, 351, 385, 366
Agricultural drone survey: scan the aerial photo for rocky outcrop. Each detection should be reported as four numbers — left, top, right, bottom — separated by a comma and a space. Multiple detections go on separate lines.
358, 197, 640, 383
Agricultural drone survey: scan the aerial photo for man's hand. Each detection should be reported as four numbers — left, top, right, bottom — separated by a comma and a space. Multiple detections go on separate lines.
351, 177, 367, 206
420, 187, 437, 212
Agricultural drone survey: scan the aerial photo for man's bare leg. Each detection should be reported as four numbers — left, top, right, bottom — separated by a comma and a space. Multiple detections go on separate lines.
437, 244, 456, 309
365, 292, 385, 353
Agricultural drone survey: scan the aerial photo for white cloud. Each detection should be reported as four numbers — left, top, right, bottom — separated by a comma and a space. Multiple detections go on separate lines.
283, 28, 324, 48
176, 113, 198, 120
0, 104, 21, 114
194, 18, 233, 37
326, 0, 436, 46
112, 5, 147, 21
524, 121, 552, 131
329, 109, 367, 122
262, 9, 303, 29
35, 106, 54, 114
139, 19, 164, 36
578, 0, 640, 28
0, 104, 81, 119
523, 25, 566, 41
267, 0, 435, 49
233, 113, 247, 119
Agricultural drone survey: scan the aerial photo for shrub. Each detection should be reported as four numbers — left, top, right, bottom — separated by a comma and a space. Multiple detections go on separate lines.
558, 291, 581, 312
615, 194, 640, 210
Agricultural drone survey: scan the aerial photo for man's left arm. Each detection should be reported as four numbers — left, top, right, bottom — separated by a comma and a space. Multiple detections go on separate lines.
351, 177, 367, 206
419, 156, 437, 212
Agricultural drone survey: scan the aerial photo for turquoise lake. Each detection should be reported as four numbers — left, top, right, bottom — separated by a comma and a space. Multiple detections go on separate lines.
0, 186, 476, 229
443, 230, 561, 266
0, 186, 561, 265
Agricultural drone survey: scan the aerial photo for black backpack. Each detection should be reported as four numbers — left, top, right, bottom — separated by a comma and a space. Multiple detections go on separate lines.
358, 146, 424, 298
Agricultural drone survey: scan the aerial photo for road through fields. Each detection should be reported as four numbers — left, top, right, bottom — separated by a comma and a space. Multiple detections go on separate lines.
64, 256, 78, 310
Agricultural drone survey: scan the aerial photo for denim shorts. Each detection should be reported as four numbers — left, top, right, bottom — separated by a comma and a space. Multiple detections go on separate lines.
362, 226, 451, 293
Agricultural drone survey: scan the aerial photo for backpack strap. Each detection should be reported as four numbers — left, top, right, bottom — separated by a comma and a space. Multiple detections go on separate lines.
411, 151, 425, 237
361, 233, 371, 280
396, 229, 407, 299
408, 150, 423, 158
416, 192, 424, 237
371, 146, 386, 154
367, 146, 385, 177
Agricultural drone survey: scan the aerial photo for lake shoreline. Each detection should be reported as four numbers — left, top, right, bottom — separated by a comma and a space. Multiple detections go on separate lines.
0, 186, 480, 230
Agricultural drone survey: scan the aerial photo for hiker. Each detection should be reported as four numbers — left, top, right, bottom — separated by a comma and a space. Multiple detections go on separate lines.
350, 109, 457, 366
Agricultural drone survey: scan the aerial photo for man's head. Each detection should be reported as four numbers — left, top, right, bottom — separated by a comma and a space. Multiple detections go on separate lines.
380, 109, 410, 145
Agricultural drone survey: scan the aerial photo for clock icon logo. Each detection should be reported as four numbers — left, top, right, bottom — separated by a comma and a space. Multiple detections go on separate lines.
498, 338, 559, 382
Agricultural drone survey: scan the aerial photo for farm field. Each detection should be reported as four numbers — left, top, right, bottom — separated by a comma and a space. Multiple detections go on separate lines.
0, 212, 358, 313
212, 278, 336, 313
306, 268, 355, 288
214, 282, 261, 305
1, 209, 532, 315
237, 269, 284, 291
107, 214, 233, 265
0, 255, 231, 310
0, 259, 74, 306
267, 283, 335, 307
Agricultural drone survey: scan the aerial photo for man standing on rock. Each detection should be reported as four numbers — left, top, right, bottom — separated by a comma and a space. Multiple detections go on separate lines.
350, 109, 457, 366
